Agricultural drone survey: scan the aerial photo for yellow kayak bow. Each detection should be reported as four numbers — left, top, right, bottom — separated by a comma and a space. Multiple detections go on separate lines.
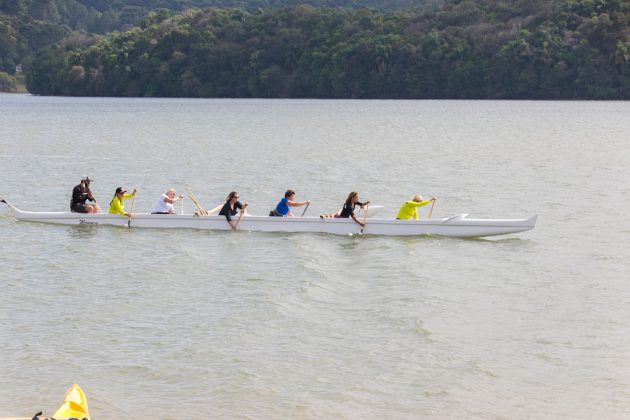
52, 384, 90, 420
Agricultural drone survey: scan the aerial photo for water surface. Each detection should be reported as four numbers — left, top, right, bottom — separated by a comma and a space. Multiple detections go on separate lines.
1, 94, 629, 418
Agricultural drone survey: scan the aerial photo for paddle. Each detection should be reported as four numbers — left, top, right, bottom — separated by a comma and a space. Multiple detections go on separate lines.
428, 198, 436, 219
187, 186, 207, 215
85, 182, 98, 210
127, 192, 136, 228
233, 203, 248, 230
300, 202, 310, 217
360, 203, 369, 234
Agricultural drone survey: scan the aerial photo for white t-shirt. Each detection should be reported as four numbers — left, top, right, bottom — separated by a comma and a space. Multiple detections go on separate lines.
151, 194, 174, 213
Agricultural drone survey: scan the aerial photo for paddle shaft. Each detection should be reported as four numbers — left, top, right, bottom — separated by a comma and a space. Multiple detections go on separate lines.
189, 192, 205, 214
428, 199, 436, 219
300, 202, 310, 217
127, 193, 136, 228
187, 187, 207, 215
233, 211, 244, 230
84, 182, 97, 204
360, 203, 369, 234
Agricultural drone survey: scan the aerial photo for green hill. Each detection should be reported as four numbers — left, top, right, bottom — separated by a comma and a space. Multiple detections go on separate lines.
26, 0, 630, 99
1, 0, 436, 78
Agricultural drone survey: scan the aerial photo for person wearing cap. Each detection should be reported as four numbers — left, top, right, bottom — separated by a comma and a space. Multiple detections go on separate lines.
108, 187, 137, 216
70, 176, 100, 213
151, 188, 184, 214
396, 194, 436, 220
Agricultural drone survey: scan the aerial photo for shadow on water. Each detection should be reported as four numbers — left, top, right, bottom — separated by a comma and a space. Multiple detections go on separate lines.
338, 238, 363, 250
65, 224, 103, 239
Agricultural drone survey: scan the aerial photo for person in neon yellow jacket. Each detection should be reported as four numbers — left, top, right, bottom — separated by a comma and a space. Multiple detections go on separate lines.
396, 194, 436, 220
108, 186, 137, 216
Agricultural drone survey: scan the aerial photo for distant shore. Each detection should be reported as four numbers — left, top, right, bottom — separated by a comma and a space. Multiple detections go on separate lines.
15, 74, 27, 93
0, 74, 28, 94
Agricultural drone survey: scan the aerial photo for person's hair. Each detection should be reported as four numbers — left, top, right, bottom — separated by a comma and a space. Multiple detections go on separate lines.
226, 191, 238, 201
412, 194, 423, 202
285, 189, 295, 198
345, 191, 359, 204
166, 188, 176, 195
111, 187, 124, 206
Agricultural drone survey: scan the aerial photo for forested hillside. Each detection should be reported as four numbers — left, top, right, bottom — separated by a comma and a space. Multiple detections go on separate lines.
2, 0, 430, 35
24, 0, 630, 99
0, 0, 435, 88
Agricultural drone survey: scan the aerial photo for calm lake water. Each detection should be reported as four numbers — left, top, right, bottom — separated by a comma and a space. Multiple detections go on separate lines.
1, 94, 629, 418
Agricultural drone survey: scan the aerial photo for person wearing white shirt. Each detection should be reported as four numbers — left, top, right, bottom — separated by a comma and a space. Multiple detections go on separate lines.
151, 188, 183, 214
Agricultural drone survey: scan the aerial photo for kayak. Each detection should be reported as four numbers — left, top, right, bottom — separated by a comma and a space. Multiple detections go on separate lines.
0, 384, 90, 420
2, 198, 537, 238
52, 384, 90, 420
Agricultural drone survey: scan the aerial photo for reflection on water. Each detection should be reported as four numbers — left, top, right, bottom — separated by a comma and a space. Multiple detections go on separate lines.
65, 224, 102, 239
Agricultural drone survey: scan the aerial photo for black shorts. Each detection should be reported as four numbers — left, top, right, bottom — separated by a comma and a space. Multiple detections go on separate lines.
71, 204, 89, 213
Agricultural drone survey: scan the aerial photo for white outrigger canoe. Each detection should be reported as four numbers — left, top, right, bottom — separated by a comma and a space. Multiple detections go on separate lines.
1, 199, 537, 238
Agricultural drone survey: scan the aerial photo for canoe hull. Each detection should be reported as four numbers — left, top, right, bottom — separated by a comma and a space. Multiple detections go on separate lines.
3, 203, 537, 238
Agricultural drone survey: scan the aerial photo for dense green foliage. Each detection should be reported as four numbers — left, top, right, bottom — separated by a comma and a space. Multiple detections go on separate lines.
0, 12, 69, 73
0, 0, 433, 76
27, 0, 630, 99
0, 71, 17, 91
1, 0, 428, 34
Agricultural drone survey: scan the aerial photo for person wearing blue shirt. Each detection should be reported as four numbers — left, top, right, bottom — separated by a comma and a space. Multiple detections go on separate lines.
270, 190, 311, 217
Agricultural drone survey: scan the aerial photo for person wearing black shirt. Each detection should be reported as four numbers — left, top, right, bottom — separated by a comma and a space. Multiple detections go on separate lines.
219, 191, 248, 230
70, 176, 99, 213
338, 191, 370, 228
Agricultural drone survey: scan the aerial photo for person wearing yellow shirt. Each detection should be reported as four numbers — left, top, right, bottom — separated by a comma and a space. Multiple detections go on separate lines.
396, 194, 436, 220
108, 186, 137, 216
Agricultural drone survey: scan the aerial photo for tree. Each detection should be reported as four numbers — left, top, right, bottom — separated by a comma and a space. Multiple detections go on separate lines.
0, 70, 17, 91
614, 39, 630, 74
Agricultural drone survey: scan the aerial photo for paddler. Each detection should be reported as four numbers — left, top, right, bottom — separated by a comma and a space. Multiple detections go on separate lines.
335, 191, 370, 228
151, 188, 183, 214
270, 189, 311, 217
108, 186, 137, 217
396, 194, 436, 220
70, 175, 100, 213
219, 191, 248, 230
